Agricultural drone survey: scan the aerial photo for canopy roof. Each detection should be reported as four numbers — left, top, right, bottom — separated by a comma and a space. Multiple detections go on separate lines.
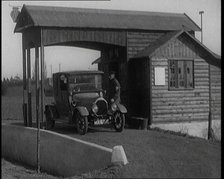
15, 5, 201, 32
54, 70, 104, 76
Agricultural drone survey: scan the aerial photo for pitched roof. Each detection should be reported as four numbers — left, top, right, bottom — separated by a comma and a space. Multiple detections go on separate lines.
134, 30, 221, 67
15, 5, 201, 32
134, 30, 182, 58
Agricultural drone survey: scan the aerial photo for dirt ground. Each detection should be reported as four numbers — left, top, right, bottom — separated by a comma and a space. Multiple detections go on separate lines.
2, 119, 221, 178
54, 124, 221, 178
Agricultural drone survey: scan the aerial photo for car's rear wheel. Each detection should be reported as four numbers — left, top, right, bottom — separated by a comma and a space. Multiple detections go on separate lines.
45, 106, 55, 130
113, 111, 125, 132
76, 112, 88, 135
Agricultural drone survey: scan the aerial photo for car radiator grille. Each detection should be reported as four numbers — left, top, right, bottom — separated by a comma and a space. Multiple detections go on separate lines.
96, 100, 107, 115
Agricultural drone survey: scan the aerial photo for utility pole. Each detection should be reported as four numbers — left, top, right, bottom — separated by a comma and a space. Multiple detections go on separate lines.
199, 11, 204, 43
199, 10, 212, 140
59, 63, 61, 72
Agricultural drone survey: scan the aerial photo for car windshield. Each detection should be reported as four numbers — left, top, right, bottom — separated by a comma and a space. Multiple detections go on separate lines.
69, 74, 102, 92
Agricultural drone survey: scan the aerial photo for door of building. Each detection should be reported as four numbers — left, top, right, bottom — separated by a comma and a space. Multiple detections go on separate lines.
128, 58, 150, 120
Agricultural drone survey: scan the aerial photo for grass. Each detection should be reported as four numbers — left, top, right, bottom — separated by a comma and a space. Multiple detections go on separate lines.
2, 86, 221, 178
66, 127, 221, 178
1, 85, 54, 121
2, 158, 121, 179
2, 158, 60, 179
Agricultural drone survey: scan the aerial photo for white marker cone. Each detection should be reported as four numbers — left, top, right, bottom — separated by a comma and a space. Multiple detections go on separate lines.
111, 145, 128, 165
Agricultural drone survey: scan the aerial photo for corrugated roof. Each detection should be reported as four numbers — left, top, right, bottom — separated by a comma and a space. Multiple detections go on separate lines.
15, 5, 201, 32
134, 30, 221, 67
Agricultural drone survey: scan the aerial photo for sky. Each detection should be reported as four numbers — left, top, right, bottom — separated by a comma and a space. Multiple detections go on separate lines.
1, 0, 221, 79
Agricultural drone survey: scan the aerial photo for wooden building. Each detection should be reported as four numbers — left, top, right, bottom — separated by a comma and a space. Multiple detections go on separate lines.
128, 30, 221, 139
14, 5, 221, 138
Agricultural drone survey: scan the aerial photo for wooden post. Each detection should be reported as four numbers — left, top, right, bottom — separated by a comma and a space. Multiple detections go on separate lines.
35, 46, 40, 173
22, 37, 27, 126
199, 11, 204, 43
27, 47, 32, 127
148, 58, 152, 126
208, 64, 212, 139
40, 29, 45, 129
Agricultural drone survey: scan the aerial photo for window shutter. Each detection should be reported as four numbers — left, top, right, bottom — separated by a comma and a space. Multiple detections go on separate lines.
186, 61, 193, 88
178, 61, 185, 88
169, 60, 178, 88
169, 59, 194, 90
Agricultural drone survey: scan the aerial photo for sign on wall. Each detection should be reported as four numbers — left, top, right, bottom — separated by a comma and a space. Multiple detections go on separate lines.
154, 67, 165, 85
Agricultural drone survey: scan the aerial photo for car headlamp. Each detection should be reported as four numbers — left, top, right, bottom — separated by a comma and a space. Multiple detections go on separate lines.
111, 103, 117, 112
92, 104, 99, 113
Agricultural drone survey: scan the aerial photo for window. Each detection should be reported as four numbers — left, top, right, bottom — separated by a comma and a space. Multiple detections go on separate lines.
169, 60, 194, 90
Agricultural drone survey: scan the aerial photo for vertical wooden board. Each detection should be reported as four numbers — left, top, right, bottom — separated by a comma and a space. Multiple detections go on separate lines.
43, 29, 126, 46
127, 31, 165, 58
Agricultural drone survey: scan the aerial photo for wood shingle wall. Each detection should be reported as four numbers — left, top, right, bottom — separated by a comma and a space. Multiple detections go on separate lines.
150, 36, 215, 123
151, 57, 210, 123
210, 65, 221, 121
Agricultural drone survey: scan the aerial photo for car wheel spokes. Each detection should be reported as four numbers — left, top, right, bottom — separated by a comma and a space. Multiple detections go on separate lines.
76, 112, 88, 135
79, 118, 85, 130
114, 112, 122, 128
113, 111, 125, 132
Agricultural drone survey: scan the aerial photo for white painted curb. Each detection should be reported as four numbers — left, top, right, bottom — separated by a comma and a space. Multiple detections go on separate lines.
111, 145, 128, 165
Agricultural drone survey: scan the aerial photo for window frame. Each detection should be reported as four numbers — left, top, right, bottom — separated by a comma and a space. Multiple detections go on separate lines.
168, 59, 194, 91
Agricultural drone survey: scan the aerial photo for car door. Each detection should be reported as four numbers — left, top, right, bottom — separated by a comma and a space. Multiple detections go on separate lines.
56, 74, 70, 116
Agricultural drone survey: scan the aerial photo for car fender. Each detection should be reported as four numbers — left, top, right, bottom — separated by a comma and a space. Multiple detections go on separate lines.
75, 106, 89, 116
117, 104, 127, 113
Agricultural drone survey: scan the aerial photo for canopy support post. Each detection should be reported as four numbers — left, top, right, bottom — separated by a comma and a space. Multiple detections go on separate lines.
27, 47, 32, 127
35, 46, 40, 173
22, 37, 27, 126
40, 29, 45, 129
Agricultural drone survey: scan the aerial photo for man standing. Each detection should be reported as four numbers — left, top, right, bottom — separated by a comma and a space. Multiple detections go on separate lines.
108, 71, 121, 104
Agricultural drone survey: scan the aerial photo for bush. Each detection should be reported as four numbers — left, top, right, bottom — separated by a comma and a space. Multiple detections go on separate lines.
44, 85, 53, 97
1, 83, 8, 96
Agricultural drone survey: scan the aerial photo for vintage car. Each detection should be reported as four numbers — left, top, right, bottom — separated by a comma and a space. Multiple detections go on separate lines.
45, 71, 127, 135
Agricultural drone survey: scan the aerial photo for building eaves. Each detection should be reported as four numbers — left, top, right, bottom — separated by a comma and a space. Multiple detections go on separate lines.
15, 5, 201, 33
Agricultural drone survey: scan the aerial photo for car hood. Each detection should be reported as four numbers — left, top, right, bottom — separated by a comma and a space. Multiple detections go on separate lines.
72, 92, 102, 110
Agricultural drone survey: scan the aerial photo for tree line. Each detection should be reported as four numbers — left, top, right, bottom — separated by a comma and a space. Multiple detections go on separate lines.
1, 75, 52, 96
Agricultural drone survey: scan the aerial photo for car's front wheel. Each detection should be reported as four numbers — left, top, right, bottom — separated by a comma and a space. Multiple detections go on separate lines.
113, 111, 125, 132
76, 112, 88, 135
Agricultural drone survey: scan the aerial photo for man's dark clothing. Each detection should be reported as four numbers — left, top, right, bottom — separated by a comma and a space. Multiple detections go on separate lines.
108, 78, 121, 103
